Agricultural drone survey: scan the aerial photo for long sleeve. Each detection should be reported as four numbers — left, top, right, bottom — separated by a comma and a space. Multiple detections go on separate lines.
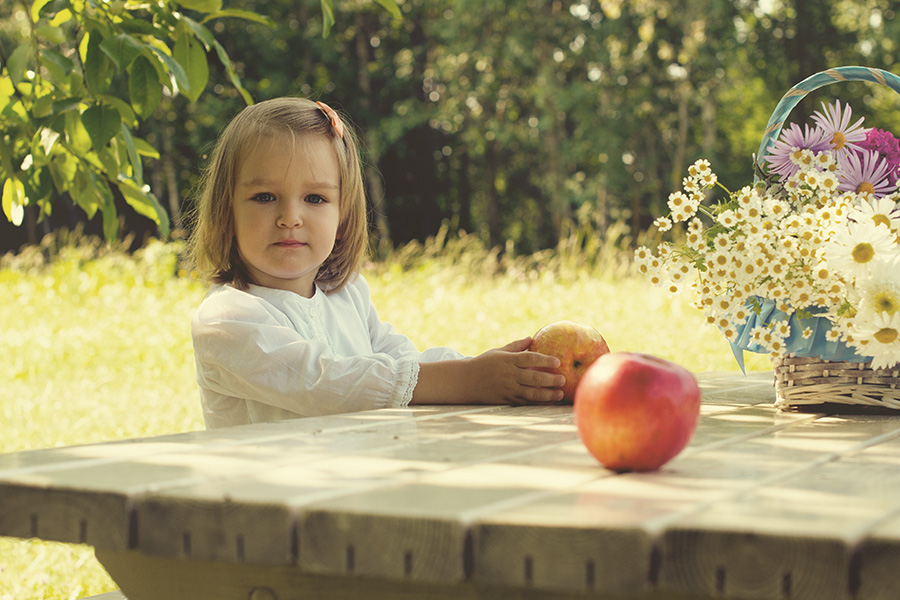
191, 276, 463, 428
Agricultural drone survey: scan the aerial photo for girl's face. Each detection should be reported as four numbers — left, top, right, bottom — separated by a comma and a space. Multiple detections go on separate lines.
232, 133, 341, 297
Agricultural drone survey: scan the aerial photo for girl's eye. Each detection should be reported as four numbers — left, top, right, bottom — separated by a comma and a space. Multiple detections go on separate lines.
251, 192, 276, 203
306, 194, 327, 205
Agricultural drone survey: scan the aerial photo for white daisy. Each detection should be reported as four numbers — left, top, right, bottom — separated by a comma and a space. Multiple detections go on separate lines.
855, 256, 900, 321
849, 312, 900, 369
850, 195, 900, 232
824, 219, 897, 280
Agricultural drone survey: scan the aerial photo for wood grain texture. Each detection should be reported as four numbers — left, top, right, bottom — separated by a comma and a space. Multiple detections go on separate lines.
95, 549, 716, 600
5, 372, 900, 600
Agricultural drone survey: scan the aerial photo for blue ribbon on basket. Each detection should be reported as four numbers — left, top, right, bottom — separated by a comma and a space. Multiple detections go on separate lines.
729, 298, 868, 373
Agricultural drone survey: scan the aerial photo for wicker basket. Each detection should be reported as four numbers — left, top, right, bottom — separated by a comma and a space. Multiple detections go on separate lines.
772, 355, 900, 412
751, 67, 900, 412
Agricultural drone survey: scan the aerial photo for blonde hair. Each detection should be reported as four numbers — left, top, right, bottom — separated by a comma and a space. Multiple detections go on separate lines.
187, 97, 368, 293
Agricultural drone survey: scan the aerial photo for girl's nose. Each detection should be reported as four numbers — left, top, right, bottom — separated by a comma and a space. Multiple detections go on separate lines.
277, 201, 303, 228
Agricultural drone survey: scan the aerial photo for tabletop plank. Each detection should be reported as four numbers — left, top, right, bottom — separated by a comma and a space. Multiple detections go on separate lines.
293, 404, 826, 592
133, 407, 577, 565
659, 423, 900, 600
0, 405, 511, 550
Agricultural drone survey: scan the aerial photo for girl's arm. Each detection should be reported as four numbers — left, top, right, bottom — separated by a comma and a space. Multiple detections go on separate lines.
412, 337, 566, 405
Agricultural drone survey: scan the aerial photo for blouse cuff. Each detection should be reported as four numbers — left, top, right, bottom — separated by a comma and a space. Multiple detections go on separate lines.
396, 358, 419, 408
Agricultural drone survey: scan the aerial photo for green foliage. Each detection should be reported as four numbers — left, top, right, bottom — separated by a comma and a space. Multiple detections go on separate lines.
0, 0, 271, 239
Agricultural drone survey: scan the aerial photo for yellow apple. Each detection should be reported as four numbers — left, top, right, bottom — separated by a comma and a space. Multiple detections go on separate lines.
528, 320, 611, 403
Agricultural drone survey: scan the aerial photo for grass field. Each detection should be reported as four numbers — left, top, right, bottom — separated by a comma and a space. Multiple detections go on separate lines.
0, 231, 769, 599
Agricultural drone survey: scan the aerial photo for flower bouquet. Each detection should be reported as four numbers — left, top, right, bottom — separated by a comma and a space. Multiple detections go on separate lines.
637, 66, 900, 411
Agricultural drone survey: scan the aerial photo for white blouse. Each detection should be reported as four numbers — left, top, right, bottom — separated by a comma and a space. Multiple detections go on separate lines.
191, 274, 465, 428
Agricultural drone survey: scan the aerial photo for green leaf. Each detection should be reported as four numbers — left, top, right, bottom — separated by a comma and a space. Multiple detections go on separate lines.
128, 55, 162, 120
119, 124, 143, 184
38, 50, 73, 84
82, 104, 121, 150
34, 0, 70, 18
36, 24, 67, 44
99, 34, 144, 72
64, 110, 92, 153
7, 45, 32, 86
101, 195, 118, 239
0, 78, 13, 113
210, 39, 252, 104
174, 0, 222, 12
200, 8, 274, 27
98, 93, 136, 126
148, 46, 190, 96
70, 167, 98, 217
173, 29, 209, 102
31, 0, 53, 20
2, 177, 26, 226
85, 33, 114, 93
181, 16, 215, 50
87, 170, 117, 239
118, 179, 170, 238
133, 137, 160, 159
374, 0, 402, 19
51, 97, 81, 115
118, 15, 160, 36
320, 0, 335, 37
33, 95, 54, 118
48, 8, 72, 27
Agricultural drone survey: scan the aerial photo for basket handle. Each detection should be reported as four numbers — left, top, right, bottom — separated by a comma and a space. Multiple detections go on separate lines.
755, 66, 900, 173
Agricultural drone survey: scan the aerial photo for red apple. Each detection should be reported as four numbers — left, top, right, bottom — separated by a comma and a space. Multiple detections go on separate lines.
574, 352, 701, 472
528, 320, 611, 403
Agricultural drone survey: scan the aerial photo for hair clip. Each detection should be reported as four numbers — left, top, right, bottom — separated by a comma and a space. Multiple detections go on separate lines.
316, 101, 344, 139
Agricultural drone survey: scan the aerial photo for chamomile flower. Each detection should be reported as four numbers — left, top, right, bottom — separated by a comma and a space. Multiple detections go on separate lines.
667, 191, 698, 222
812, 100, 870, 159
653, 216, 673, 232
717, 209, 738, 228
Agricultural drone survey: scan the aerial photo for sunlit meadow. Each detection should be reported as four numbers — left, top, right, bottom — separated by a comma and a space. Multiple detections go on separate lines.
0, 229, 769, 600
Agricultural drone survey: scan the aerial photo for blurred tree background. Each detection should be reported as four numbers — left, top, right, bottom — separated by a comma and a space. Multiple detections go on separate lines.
2, 0, 900, 256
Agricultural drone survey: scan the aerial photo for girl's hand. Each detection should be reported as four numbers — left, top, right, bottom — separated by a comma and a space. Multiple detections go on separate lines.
413, 337, 566, 406
467, 337, 566, 405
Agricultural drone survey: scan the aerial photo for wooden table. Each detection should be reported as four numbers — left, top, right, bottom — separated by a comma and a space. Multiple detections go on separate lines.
2, 371, 900, 600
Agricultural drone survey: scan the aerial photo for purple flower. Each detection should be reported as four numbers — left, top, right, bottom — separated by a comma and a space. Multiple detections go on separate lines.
812, 100, 870, 158
763, 122, 831, 180
858, 128, 900, 185
838, 149, 898, 198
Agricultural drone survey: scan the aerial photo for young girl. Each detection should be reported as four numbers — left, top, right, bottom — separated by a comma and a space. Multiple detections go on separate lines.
188, 97, 564, 428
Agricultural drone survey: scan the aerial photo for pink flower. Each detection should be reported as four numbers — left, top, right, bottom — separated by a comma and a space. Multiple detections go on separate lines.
812, 100, 870, 159
858, 128, 900, 185
763, 122, 831, 180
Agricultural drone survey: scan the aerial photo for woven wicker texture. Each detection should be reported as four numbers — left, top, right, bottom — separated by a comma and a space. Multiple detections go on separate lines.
772, 355, 900, 411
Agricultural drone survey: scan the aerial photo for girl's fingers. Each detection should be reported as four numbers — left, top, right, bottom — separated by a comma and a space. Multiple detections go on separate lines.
519, 351, 561, 370
526, 368, 565, 388
499, 337, 533, 353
